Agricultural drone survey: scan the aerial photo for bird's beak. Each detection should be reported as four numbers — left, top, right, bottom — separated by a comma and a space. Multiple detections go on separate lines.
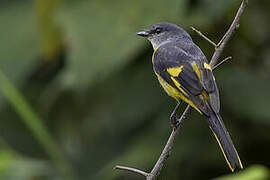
136, 30, 149, 37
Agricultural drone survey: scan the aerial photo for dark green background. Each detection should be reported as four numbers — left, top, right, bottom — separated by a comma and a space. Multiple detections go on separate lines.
0, 0, 269, 179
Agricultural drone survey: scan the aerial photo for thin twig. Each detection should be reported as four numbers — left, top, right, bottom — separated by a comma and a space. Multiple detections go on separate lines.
114, 1, 248, 179
190, 26, 217, 47
210, 0, 248, 67
114, 165, 149, 177
213, 56, 232, 70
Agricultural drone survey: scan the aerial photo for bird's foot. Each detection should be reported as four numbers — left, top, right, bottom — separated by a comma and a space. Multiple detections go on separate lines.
170, 114, 180, 129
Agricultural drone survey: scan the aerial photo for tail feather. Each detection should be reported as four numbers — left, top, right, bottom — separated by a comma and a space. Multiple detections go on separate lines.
206, 112, 243, 172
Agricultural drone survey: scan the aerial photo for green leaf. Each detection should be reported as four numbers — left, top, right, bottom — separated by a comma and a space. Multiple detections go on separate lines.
212, 165, 270, 180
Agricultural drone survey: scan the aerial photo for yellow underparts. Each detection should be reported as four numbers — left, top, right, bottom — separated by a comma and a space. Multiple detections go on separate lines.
156, 73, 202, 114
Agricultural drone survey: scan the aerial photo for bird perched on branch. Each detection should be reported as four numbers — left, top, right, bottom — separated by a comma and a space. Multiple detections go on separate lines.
137, 22, 243, 172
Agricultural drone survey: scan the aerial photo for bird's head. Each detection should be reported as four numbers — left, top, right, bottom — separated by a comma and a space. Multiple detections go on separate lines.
136, 22, 191, 49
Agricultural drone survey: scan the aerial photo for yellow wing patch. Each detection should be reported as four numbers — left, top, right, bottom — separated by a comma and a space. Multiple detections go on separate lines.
192, 62, 215, 81
191, 62, 201, 80
203, 62, 215, 80
201, 90, 209, 101
167, 66, 184, 77
171, 77, 188, 97
204, 62, 212, 71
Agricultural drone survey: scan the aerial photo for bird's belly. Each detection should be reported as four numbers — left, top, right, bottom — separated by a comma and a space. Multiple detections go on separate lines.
157, 75, 182, 101
156, 74, 202, 113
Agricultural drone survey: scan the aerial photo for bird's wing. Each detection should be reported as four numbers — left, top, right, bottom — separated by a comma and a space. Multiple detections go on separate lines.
153, 43, 220, 115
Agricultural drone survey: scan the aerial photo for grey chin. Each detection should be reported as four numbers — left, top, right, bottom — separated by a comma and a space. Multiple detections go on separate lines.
150, 41, 159, 49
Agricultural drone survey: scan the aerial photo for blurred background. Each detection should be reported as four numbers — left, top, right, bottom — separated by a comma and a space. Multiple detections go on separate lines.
0, 0, 270, 179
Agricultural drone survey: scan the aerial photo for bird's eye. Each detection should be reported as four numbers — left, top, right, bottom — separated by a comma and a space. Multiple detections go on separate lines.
155, 28, 162, 34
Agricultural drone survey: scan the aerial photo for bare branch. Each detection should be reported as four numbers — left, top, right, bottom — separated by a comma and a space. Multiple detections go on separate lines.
210, 0, 248, 67
190, 26, 217, 47
213, 56, 232, 70
114, 165, 149, 177
114, 1, 248, 179
148, 107, 191, 180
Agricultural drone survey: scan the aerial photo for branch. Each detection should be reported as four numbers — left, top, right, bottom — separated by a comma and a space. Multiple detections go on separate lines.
213, 56, 232, 70
114, 165, 149, 177
190, 26, 217, 47
210, 0, 248, 67
148, 107, 191, 180
114, 0, 248, 179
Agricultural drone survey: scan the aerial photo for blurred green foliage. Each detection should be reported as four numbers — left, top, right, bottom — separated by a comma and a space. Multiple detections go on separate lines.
0, 0, 270, 179
213, 165, 270, 180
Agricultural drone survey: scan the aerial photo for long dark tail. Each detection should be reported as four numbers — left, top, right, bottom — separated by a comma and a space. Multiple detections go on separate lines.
206, 112, 243, 172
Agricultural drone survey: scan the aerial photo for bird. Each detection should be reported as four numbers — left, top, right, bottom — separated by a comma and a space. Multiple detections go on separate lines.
136, 22, 243, 172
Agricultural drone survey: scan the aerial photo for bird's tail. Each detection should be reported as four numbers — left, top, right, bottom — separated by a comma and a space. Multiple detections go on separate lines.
206, 112, 243, 172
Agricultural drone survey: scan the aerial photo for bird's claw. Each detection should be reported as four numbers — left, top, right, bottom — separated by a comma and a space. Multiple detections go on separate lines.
170, 114, 180, 128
